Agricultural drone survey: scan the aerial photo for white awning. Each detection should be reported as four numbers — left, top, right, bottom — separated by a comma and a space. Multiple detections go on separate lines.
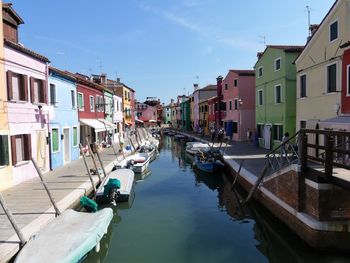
318, 116, 350, 130
136, 119, 144, 123
149, 119, 157, 123
80, 119, 107, 133
98, 119, 117, 129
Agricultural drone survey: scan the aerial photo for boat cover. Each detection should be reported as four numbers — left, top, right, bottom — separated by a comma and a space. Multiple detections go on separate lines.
14, 208, 113, 263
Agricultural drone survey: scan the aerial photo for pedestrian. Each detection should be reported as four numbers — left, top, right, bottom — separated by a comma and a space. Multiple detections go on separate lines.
218, 126, 224, 144
247, 128, 252, 145
253, 128, 259, 148
210, 125, 216, 142
281, 132, 290, 159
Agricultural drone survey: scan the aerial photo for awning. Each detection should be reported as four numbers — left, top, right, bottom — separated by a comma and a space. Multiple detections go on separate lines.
149, 119, 157, 123
80, 119, 107, 133
98, 119, 117, 130
318, 116, 350, 130
136, 119, 144, 123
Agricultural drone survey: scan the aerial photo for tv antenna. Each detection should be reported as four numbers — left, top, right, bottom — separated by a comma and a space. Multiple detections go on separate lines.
259, 35, 266, 49
306, 6, 311, 37
194, 75, 199, 85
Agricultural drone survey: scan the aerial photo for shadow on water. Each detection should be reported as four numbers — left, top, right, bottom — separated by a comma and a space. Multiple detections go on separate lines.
83, 135, 350, 263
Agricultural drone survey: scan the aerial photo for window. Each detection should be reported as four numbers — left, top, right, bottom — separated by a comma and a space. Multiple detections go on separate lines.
10, 134, 31, 165
258, 66, 263, 78
274, 58, 281, 71
225, 84, 228, 90
0, 135, 9, 166
71, 90, 76, 109
214, 103, 218, 112
7, 71, 28, 101
116, 100, 119, 111
78, 92, 84, 111
258, 90, 263, 106
233, 122, 238, 134
51, 128, 59, 153
124, 90, 127, 98
73, 127, 78, 147
327, 63, 337, 93
330, 20, 338, 42
257, 124, 263, 138
229, 100, 232, 111
204, 105, 208, 112
90, 96, 95, 112
234, 79, 238, 87
300, 120, 306, 129
275, 85, 282, 103
273, 125, 283, 141
30, 77, 46, 104
300, 75, 307, 98
220, 101, 226, 111
234, 99, 238, 110
49, 84, 56, 105
347, 65, 350, 96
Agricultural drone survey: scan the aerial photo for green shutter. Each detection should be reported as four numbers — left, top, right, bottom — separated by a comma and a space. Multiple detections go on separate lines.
52, 129, 59, 152
0, 135, 9, 166
73, 127, 78, 146
78, 93, 83, 109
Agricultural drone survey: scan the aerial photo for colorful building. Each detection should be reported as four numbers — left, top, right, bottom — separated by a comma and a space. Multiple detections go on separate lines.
162, 104, 171, 124
136, 101, 157, 125
112, 93, 123, 142
193, 84, 216, 132
198, 99, 209, 135
255, 45, 303, 149
208, 96, 217, 129
296, 0, 350, 131
170, 99, 177, 128
189, 94, 194, 129
180, 98, 191, 131
176, 95, 187, 129
3, 3, 51, 186
222, 69, 255, 141
48, 67, 79, 169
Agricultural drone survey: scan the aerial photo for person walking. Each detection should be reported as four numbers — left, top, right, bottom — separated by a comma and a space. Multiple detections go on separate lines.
218, 126, 224, 144
210, 125, 216, 142
281, 132, 290, 160
247, 128, 252, 145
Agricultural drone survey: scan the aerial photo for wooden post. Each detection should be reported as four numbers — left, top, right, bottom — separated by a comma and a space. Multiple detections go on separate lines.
94, 142, 108, 179
298, 131, 308, 173
79, 144, 96, 194
231, 159, 244, 190
32, 159, 61, 216
0, 193, 26, 246
86, 138, 102, 183
244, 165, 268, 203
324, 135, 334, 181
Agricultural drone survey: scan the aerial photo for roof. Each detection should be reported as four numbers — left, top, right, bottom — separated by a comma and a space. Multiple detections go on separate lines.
2, 3, 24, 25
255, 45, 304, 68
4, 39, 50, 63
295, 0, 339, 64
106, 79, 135, 92
199, 84, 216, 91
64, 71, 105, 92
49, 66, 76, 82
229, 69, 255, 76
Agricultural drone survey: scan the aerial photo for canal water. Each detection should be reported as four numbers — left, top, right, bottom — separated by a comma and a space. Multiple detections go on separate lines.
84, 136, 350, 263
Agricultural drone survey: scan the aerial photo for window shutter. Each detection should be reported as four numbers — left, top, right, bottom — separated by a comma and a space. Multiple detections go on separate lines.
22, 75, 28, 101
30, 77, 34, 103
42, 79, 47, 104
0, 135, 9, 166
24, 134, 32, 161
11, 136, 17, 165
6, 71, 13, 100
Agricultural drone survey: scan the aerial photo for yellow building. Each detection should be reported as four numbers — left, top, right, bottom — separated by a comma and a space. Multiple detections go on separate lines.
295, 1, 345, 131
198, 99, 209, 135
0, 1, 12, 190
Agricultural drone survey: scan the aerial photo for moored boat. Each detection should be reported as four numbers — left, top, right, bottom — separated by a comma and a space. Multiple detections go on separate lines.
14, 208, 113, 263
115, 152, 151, 173
194, 154, 224, 173
186, 142, 210, 155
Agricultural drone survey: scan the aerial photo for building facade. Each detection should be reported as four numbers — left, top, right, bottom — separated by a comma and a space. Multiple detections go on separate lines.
255, 45, 303, 149
199, 99, 209, 135
180, 98, 191, 131
193, 84, 216, 132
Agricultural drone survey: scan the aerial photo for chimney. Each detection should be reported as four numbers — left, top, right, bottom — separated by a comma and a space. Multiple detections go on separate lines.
310, 24, 319, 36
257, 52, 263, 60
193, 83, 199, 91
100, 73, 107, 84
117, 78, 120, 83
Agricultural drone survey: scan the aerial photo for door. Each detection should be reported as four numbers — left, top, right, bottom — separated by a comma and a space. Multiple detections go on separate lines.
63, 128, 70, 164
36, 130, 46, 171
264, 125, 271, 149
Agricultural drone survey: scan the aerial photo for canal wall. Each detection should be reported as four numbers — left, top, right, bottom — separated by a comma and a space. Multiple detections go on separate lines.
171, 129, 350, 250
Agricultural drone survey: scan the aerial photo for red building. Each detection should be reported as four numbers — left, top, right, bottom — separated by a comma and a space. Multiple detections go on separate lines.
342, 47, 350, 114
74, 73, 107, 145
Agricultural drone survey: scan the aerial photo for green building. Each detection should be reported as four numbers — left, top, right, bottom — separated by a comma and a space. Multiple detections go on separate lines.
255, 45, 303, 149
180, 98, 191, 131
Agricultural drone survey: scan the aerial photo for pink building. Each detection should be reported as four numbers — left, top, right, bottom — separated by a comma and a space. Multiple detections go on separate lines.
136, 102, 157, 126
3, 5, 50, 186
222, 70, 255, 141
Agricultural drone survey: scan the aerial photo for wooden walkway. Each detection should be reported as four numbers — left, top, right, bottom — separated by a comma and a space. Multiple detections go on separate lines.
0, 132, 143, 262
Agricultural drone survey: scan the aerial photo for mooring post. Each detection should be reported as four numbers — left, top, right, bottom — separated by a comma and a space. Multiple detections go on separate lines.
94, 142, 108, 179
244, 164, 268, 203
79, 144, 96, 194
32, 159, 61, 217
231, 159, 245, 190
0, 193, 26, 246
86, 138, 102, 183
324, 134, 334, 181
298, 131, 308, 173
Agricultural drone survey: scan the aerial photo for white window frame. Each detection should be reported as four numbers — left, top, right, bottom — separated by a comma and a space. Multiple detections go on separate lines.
273, 123, 283, 142
274, 84, 282, 104
325, 61, 338, 94
51, 127, 60, 153
258, 66, 263, 78
71, 90, 76, 109
274, 57, 281, 71
329, 19, 339, 43
90, 95, 95, 112
258, 89, 263, 106
347, 65, 350, 96
77, 92, 84, 111
72, 125, 79, 148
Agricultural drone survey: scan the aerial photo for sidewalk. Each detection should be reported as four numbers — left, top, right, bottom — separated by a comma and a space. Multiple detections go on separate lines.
0, 139, 132, 262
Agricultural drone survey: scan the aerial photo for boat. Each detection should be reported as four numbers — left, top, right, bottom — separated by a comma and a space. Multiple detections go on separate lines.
115, 152, 151, 173
168, 132, 175, 136
194, 153, 225, 173
14, 208, 113, 263
186, 142, 211, 155
174, 134, 186, 141
96, 168, 135, 203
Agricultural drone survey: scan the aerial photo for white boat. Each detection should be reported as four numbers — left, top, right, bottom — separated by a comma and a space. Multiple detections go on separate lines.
138, 143, 157, 161
14, 208, 113, 263
116, 152, 151, 173
186, 142, 211, 155
96, 168, 135, 203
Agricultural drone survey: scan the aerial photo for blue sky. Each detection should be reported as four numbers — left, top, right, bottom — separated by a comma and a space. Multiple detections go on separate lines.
11, 0, 335, 103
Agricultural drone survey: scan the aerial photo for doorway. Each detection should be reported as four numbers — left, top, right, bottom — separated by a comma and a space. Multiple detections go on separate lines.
63, 128, 70, 164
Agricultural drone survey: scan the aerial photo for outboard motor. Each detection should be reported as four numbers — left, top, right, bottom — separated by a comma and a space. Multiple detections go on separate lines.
103, 178, 121, 205
126, 159, 135, 169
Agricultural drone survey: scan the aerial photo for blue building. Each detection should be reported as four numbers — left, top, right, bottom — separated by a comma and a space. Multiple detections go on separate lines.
49, 67, 80, 169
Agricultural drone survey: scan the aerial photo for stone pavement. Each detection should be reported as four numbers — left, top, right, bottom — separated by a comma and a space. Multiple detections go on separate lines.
0, 132, 144, 263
